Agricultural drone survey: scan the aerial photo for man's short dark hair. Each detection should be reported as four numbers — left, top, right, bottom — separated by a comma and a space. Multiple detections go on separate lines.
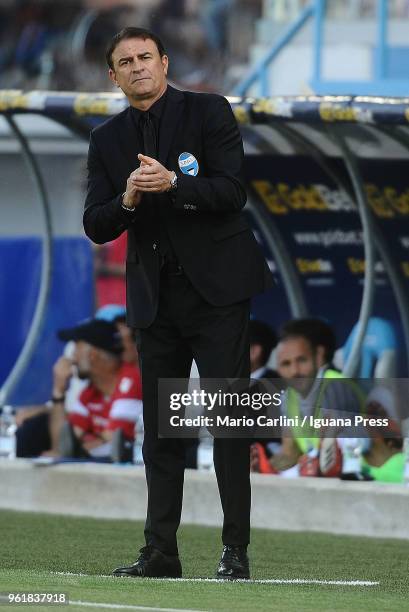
279, 318, 336, 363
250, 320, 277, 366
106, 27, 166, 70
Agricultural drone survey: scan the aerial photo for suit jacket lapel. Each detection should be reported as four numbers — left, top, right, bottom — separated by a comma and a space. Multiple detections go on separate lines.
116, 86, 184, 181
158, 85, 185, 166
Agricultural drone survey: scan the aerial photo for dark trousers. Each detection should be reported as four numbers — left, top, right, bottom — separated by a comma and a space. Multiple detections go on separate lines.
139, 270, 251, 555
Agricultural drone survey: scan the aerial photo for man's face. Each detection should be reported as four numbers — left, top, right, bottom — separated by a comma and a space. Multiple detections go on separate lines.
276, 337, 323, 395
72, 341, 92, 379
109, 37, 168, 104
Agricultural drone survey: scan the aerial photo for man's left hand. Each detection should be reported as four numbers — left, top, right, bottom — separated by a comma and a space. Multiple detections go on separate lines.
131, 154, 174, 193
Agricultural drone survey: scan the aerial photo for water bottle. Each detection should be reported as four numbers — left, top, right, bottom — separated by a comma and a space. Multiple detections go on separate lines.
133, 414, 144, 466
341, 438, 362, 476
197, 429, 214, 471
0, 405, 17, 459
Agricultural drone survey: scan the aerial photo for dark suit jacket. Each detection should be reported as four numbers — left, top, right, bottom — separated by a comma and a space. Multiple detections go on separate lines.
83, 85, 274, 328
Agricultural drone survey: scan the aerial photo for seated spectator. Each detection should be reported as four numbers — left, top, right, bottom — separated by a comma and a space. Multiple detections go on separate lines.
16, 315, 142, 462
54, 319, 142, 460
56, 318, 142, 462
54, 304, 133, 424
50, 305, 135, 457
251, 318, 363, 476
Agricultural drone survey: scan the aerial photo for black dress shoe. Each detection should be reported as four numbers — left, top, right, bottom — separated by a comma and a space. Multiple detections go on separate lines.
216, 545, 250, 580
112, 545, 182, 578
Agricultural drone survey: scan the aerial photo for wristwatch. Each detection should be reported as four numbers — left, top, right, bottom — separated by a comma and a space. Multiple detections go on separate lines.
169, 172, 178, 192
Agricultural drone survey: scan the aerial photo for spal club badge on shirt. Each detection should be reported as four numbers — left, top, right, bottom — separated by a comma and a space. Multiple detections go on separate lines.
178, 152, 199, 176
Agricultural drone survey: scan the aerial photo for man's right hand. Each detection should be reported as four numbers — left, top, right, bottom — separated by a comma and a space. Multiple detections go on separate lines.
123, 167, 144, 208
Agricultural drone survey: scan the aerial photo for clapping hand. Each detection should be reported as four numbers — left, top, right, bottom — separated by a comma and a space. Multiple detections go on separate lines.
130, 154, 174, 193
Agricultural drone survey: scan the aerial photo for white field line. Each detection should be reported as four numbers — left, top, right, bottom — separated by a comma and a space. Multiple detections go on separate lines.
0, 600, 199, 612
52, 572, 379, 586
70, 602, 206, 612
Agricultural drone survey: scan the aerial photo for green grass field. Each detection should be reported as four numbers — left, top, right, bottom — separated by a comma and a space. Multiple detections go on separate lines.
0, 509, 408, 611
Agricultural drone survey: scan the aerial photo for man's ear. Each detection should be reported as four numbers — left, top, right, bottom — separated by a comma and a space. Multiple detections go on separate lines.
162, 54, 169, 76
108, 68, 119, 87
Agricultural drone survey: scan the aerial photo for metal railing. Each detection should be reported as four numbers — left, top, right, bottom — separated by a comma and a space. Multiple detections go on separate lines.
233, 0, 409, 98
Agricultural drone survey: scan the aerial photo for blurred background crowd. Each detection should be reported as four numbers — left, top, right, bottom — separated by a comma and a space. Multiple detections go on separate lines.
0, 0, 262, 92
3, 0, 409, 94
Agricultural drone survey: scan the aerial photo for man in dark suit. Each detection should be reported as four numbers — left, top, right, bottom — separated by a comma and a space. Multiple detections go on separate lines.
83, 27, 273, 580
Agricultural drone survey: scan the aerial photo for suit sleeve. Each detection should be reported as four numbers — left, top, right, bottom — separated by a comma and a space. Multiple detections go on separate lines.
83, 131, 141, 245
172, 96, 247, 213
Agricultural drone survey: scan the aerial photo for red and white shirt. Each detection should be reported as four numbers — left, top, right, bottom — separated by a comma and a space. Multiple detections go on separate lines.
68, 363, 142, 440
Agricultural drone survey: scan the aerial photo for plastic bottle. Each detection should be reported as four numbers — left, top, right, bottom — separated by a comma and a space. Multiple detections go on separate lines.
196, 429, 214, 471
0, 405, 17, 459
341, 438, 363, 477
133, 414, 144, 466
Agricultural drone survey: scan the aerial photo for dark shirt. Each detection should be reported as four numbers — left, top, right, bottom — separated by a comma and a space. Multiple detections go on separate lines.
130, 88, 177, 264
130, 87, 168, 156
